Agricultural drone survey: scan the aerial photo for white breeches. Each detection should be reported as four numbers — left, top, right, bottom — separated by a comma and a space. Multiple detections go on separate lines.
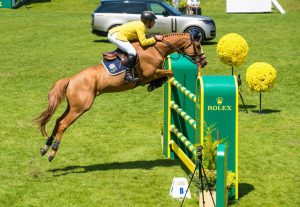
107, 33, 137, 55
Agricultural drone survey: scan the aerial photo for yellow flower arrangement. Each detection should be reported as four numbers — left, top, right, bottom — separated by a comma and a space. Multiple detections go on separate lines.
246, 62, 277, 92
217, 33, 249, 67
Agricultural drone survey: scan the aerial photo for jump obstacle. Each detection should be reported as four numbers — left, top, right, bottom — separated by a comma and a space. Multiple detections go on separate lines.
162, 54, 239, 203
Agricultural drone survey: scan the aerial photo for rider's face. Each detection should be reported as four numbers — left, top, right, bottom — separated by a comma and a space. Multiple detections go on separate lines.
146, 20, 155, 29
150, 20, 155, 28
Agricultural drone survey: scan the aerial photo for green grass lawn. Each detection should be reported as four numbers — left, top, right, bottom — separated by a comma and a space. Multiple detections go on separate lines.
0, 0, 299, 206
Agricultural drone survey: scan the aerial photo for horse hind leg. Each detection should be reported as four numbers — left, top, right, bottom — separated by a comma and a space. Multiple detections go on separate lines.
40, 105, 70, 156
47, 108, 86, 162
47, 92, 95, 162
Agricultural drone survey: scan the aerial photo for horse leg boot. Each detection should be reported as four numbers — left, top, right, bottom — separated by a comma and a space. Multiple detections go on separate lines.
124, 54, 139, 82
48, 123, 68, 162
48, 140, 60, 162
40, 135, 54, 156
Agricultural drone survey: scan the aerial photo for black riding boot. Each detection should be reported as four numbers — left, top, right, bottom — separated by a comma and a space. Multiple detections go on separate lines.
124, 54, 139, 82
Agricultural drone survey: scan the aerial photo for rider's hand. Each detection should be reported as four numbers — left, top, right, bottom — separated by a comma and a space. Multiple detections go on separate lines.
154, 35, 163, 41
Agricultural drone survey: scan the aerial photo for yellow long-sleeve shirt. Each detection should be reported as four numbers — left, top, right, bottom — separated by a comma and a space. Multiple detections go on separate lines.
108, 21, 156, 47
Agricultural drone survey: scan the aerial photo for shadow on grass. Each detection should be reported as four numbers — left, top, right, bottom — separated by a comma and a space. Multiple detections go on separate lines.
238, 104, 281, 114
239, 104, 256, 113
93, 39, 111, 43
238, 183, 254, 199
49, 159, 180, 176
228, 183, 254, 205
239, 104, 256, 109
26, 0, 51, 4
251, 109, 281, 114
17, 0, 51, 9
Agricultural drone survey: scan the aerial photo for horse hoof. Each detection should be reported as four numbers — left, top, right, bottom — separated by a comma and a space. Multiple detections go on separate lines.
48, 154, 55, 162
40, 148, 47, 156
147, 84, 155, 92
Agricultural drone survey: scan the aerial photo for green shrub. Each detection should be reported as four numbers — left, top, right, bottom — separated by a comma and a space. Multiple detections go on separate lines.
193, 124, 235, 191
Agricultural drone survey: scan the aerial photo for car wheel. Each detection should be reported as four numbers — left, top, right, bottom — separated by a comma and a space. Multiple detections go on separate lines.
184, 27, 205, 43
107, 24, 121, 32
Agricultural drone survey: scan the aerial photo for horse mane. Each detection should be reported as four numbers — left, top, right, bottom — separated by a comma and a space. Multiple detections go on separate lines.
162, 33, 188, 38
132, 33, 189, 50
131, 33, 188, 45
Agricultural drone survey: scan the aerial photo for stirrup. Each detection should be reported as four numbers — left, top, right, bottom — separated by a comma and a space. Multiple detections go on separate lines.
124, 72, 139, 82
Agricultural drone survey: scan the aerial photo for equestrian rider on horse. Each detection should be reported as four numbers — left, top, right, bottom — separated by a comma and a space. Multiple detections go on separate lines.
107, 11, 163, 82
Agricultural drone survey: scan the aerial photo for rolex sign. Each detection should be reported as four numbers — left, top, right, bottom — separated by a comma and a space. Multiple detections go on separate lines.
199, 75, 238, 200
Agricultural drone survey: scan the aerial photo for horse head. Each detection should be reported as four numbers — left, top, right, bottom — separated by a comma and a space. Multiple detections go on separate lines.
160, 33, 207, 69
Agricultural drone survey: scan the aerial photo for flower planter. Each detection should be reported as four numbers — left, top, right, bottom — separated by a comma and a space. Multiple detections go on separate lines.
199, 191, 216, 207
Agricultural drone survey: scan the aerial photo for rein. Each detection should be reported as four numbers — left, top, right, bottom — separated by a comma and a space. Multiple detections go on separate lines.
160, 38, 197, 65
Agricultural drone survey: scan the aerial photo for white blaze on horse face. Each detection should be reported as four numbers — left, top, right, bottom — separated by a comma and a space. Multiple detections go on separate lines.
194, 42, 203, 57
185, 43, 195, 57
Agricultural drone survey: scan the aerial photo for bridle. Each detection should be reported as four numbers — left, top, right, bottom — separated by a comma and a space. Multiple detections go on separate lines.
159, 38, 199, 64
159, 36, 205, 75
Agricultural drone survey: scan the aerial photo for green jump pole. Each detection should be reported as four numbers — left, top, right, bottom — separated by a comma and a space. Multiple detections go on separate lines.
170, 125, 197, 157
169, 77, 197, 103
170, 101, 197, 130
216, 144, 228, 207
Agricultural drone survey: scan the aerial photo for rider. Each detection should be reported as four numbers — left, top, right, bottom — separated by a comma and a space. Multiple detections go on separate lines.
107, 11, 163, 82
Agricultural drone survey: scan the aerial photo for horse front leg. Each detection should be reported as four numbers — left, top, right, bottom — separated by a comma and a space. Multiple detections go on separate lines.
147, 69, 174, 92
153, 69, 174, 79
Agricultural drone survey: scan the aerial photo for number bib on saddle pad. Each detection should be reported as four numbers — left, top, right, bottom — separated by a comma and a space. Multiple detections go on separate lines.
102, 58, 127, 76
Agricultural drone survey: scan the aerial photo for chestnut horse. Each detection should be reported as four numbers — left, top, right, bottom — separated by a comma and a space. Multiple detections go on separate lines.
35, 33, 207, 161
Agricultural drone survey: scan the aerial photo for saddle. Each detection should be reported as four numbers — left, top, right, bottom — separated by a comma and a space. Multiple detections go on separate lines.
103, 49, 128, 65
102, 49, 139, 76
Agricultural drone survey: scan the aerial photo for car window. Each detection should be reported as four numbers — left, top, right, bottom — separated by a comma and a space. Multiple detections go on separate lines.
161, 1, 183, 16
149, 3, 166, 14
148, 2, 174, 15
95, 2, 123, 13
123, 2, 147, 14
148, 2, 166, 15
95, 2, 146, 14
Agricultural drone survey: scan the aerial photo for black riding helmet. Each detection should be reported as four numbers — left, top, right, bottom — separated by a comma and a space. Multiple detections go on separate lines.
141, 11, 157, 22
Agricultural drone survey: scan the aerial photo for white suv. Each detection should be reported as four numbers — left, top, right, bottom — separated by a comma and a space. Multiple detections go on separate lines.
91, 0, 216, 43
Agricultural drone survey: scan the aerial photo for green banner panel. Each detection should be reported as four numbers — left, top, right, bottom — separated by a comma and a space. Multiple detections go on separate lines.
200, 75, 238, 200
0, 0, 13, 8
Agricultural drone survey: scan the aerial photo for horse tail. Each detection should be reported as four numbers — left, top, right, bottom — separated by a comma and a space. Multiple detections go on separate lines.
35, 78, 70, 137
